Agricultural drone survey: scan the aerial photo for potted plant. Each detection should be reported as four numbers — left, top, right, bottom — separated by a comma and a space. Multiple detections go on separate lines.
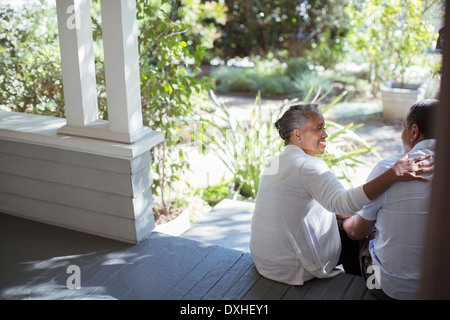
380, 80, 427, 122
379, 1, 435, 122
347, 0, 437, 121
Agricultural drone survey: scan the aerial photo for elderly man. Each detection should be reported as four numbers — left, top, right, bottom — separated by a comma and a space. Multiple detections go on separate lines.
341, 99, 438, 300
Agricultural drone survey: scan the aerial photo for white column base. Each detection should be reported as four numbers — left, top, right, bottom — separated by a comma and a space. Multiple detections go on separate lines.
58, 120, 157, 144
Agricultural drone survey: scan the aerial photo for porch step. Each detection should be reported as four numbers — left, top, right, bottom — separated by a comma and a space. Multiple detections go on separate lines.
181, 199, 255, 252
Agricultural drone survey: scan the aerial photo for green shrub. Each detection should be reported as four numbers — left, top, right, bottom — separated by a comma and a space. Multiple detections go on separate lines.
213, 62, 292, 97
327, 72, 372, 100
285, 57, 311, 80
345, 0, 438, 92
195, 179, 232, 206
136, 0, 215, 217
0, 3, 64, 115
291, 71, 332, 98
213, 66, 254, 93
252, 74, 292, 96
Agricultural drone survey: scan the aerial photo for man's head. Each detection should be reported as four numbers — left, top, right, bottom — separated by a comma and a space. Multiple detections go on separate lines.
401, 99, 439, 153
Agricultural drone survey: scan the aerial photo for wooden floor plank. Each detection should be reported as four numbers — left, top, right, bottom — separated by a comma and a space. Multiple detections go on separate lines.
162, 245, 229, 299
50, 250, 137, 300
2, 239, 132, 300
259, 281, 292, 300
221, 264, 262, 300
280, 280, 315, 300
240, 276, 274, 300
73, 234, 174, 299
241, 276, 290, 300
181, 249, 245, 300
342, 275, 370, 300
52, 232, 176, 300
109, 233, 222, 299
322, 274, 357, 300
362, 289, 379, 300
302, 273, 355, 300
201, 253, 255, 300
109, 234, 217, 299
0, 214, 129, 300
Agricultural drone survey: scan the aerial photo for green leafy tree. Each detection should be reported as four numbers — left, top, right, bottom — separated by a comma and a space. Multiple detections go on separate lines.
178, 0, 228, 50
0, 2, 64, 116
212, 0, 351, 68
136, 0, 215, 216
345, 0, 440, 92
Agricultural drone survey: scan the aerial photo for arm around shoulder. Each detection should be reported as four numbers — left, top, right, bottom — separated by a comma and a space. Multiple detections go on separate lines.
362, 154, 434, 200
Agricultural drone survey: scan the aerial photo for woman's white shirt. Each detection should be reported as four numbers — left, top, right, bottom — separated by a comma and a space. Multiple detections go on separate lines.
250, 144, 370, 285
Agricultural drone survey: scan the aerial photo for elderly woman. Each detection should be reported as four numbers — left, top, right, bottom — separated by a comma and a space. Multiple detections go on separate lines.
249, 104, 432, 285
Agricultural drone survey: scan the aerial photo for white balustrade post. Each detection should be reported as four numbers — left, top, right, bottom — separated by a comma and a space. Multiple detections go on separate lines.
55, 0, 98, 127
100, 0, 144, 141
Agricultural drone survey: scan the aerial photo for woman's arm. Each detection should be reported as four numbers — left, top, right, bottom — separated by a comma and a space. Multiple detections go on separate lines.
362, 154, 434, 200
303, 158, 371, 216
342, 214, 376, 240
302, 154, 433, 216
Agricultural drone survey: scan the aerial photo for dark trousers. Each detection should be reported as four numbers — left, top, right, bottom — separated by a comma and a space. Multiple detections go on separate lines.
338, 228, 362, 276
338, 229, 394, 300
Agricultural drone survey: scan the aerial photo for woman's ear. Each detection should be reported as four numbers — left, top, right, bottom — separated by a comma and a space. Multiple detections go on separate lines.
293, 128, 302, 144
293, 128, 302, 139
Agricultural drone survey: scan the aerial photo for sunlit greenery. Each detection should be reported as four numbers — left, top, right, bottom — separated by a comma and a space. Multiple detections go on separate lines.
0, 3, 63, 115
135, 0, 216, 216
0, 0, 443, 215
345, 0, 442, 92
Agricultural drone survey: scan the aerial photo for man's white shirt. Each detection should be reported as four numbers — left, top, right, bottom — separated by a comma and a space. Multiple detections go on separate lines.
359, 139, 435, 299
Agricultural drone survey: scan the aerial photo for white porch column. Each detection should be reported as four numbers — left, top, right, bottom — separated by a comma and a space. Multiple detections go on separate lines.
100, 0, 144, 139
56, 0, 150, 143
55, 0, 98, 127
1, 0, 164, 243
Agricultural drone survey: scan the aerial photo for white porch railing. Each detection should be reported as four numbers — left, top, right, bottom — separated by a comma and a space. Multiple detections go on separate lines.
0, 0, 164, 243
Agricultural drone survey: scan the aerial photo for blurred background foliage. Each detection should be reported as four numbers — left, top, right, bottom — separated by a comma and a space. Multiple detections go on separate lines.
210, 0, 351, 68
1, 0, 443, 113
0, 3, 64, 116
0, 0, 444, 214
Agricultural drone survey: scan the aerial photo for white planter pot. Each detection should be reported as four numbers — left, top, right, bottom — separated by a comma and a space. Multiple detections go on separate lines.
380, 81, 427, 122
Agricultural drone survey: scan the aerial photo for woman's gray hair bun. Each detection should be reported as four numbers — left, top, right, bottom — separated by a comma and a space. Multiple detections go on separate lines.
274, 104, 319, 145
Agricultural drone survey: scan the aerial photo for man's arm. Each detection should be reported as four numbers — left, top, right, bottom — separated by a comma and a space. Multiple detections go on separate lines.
342, 213, 376, 240
342, 158, 388, 240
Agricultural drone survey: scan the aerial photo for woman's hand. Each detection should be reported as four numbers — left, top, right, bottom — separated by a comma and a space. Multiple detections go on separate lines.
391, 154, 434, 182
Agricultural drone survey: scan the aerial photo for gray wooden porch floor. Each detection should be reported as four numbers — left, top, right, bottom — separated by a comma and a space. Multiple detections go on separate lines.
0, 212, 377, 301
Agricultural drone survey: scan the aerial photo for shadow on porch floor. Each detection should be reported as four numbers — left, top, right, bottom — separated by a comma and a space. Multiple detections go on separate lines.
0, 212, 376, 301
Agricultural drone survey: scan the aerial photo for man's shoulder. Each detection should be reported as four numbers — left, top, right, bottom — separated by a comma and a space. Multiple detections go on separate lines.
374, 154, 403, 170
369, 142, 435, 179
365, 154, 403, 180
